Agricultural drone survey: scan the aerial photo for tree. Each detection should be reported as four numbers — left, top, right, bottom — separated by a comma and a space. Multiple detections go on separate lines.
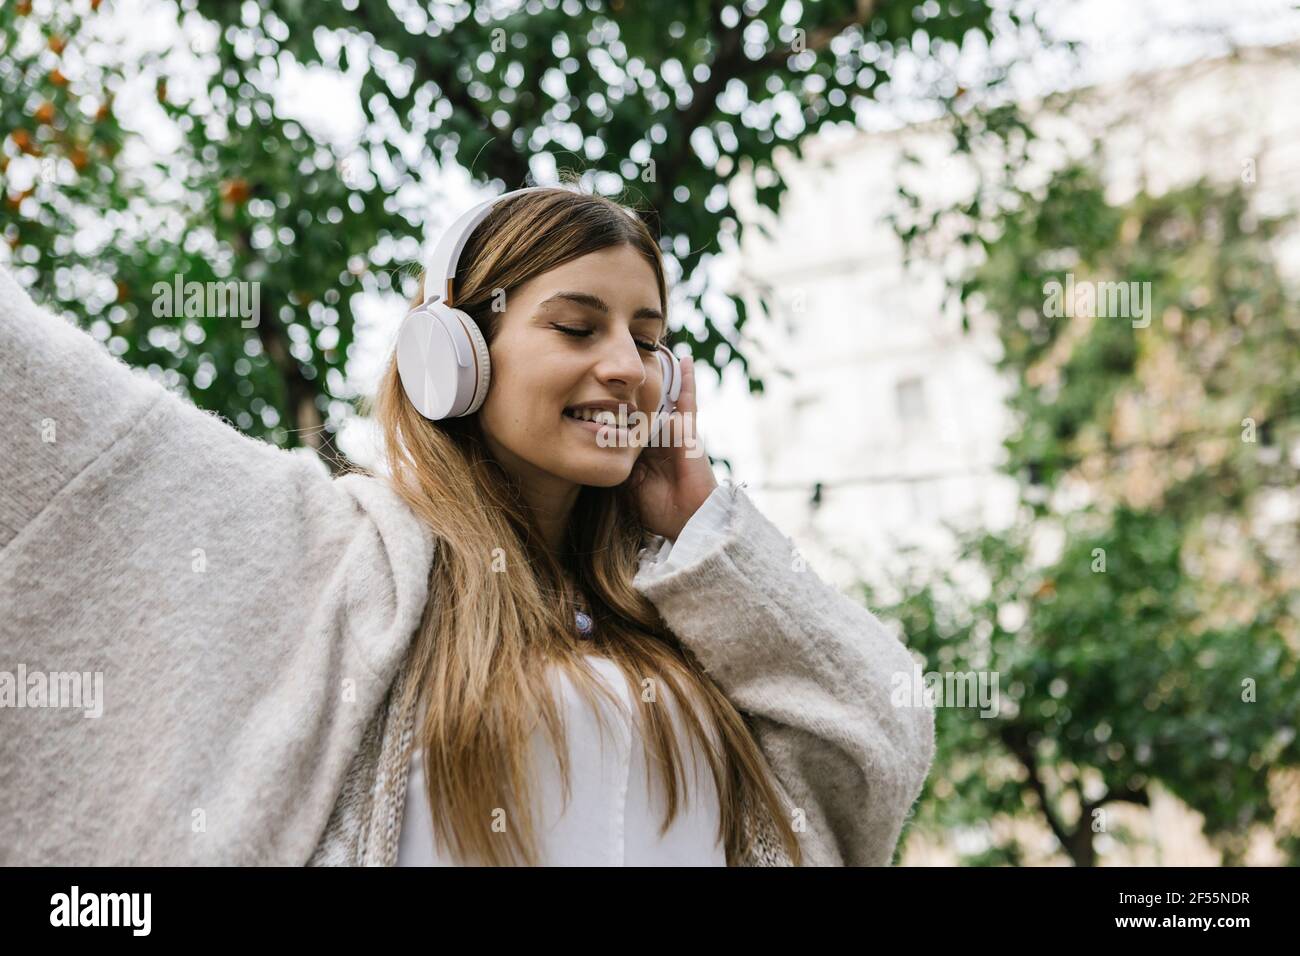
3, 0, 1055, 469
877, 156, 1300, 865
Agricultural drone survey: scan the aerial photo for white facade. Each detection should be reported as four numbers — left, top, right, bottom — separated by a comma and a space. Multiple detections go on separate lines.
704, 42, 1300, 598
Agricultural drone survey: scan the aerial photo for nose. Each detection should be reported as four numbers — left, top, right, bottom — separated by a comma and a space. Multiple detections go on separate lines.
593, 330, 652, 398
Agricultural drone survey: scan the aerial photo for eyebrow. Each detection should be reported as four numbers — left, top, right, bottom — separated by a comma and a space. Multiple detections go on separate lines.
537, 291, 665, 326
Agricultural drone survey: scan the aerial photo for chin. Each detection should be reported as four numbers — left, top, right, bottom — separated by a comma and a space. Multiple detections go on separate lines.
552, 442, 638, 486
567, 457, 636, 487
554, 423, 639, 485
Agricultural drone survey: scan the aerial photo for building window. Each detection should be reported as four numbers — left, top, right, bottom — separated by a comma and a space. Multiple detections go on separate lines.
895, 376, 928, 424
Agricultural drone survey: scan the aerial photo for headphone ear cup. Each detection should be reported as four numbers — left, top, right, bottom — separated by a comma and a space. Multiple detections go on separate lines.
395, 303, 440, 420
457, 308, 492, 416
395, 299, 492, 420
658, 346, 681, 410
650, 346, 681, 443
664, 348, 682, 404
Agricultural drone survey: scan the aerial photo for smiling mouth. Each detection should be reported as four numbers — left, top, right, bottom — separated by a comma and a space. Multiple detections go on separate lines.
562, 412, 628, 433
562, 407, 632, 428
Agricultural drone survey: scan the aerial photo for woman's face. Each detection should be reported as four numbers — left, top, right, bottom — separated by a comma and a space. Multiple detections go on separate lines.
477, 244, 666, 491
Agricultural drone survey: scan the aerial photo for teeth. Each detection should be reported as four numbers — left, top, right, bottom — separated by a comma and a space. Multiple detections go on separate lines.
567, 407, 625, 425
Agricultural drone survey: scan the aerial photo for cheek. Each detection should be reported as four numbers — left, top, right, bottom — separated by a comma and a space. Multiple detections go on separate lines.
480, 363, 566, 437
483, 393, 554, 437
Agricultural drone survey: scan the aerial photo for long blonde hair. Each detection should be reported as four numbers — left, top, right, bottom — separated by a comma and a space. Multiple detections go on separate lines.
367, 183, 801, 866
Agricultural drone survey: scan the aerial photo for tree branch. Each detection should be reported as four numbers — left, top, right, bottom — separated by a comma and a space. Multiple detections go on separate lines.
999, 725, 1077, 856
253, 295, 348, 475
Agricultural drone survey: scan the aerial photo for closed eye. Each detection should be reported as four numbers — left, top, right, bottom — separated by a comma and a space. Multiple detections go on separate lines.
553, 324, 659, 353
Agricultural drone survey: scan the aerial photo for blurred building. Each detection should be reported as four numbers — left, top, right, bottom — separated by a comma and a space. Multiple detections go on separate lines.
709, 41, 1300, 865
709, 41, 1300, 602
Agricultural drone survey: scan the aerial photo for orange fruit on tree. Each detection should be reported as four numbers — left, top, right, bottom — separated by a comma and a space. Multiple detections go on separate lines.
12, 129, 41, 156
220, 178, 252, 204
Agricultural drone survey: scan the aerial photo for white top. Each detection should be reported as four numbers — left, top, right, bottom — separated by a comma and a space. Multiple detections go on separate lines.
396, 486, 734, 866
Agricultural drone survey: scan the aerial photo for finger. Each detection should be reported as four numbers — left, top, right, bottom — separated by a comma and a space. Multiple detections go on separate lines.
678, 354, 698, 419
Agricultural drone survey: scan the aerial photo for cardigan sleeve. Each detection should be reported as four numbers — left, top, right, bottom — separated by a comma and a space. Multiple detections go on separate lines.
0, 264, 435, 864
632, 479, 936, 866
639, 481, 733, 571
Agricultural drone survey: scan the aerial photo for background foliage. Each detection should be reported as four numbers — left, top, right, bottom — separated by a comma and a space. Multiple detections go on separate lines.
879, 153, 1300, 865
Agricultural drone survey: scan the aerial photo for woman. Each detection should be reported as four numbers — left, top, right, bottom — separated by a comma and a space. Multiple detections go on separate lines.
0, 185, 935, 867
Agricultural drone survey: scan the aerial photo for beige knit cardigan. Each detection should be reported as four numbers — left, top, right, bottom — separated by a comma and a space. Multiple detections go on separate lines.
0, 264, 935, 866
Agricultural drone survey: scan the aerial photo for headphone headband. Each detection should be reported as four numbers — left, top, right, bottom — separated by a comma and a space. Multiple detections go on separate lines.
423, 185, 558, 308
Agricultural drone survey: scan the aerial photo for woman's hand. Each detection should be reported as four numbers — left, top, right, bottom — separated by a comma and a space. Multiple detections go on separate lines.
625, 355, 719, 541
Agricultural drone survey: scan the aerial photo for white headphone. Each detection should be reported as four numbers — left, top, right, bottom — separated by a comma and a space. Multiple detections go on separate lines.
396, 186, 682, 435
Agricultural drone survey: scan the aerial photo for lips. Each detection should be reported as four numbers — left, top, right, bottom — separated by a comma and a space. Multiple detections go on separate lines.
563, 413, 627, 435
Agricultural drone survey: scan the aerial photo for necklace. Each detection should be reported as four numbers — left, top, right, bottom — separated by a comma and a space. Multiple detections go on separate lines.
568, 579, 595, 639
